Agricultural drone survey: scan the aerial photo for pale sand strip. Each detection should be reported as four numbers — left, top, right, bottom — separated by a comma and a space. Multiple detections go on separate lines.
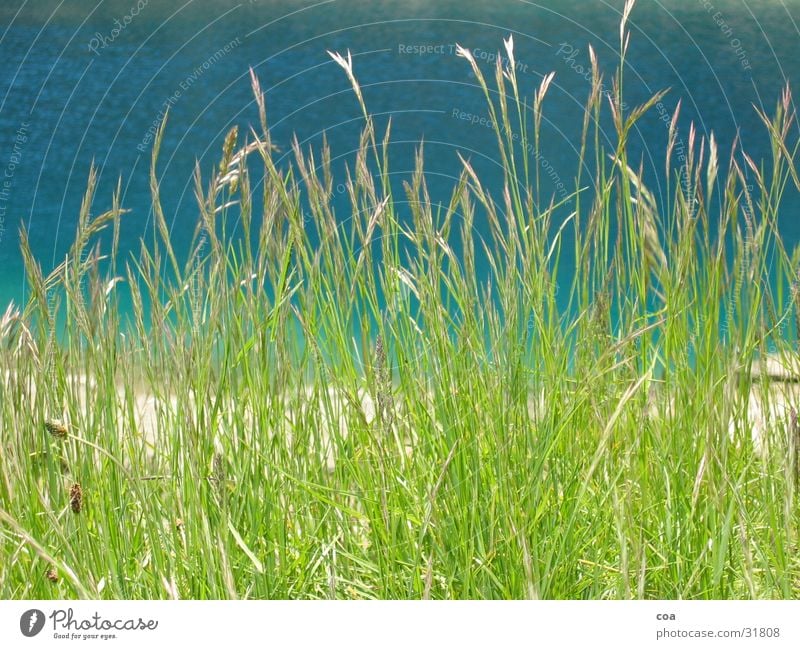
3, 354, 798, 468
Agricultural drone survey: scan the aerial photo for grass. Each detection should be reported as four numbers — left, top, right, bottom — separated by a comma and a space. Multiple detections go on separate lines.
3, 3, 800, 598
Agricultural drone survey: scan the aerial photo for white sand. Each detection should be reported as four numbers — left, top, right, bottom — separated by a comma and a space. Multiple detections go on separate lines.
2, 354, 798, 467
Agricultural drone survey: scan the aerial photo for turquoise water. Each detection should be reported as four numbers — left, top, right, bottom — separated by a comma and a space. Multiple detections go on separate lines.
0, 0, 799, 317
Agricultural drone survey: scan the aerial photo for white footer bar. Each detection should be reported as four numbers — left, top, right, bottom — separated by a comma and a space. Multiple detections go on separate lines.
1, 601, 797, 648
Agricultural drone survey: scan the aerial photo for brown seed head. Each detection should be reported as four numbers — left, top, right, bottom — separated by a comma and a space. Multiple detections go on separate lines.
69, 482, 83, 514
45, 420, 68, 439
209, 451, 228, 489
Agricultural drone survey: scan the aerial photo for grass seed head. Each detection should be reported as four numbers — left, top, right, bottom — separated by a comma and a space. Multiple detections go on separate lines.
45, 419, 68, 439
69, 482, 83, 514
211, 452, 226, 486
375, 335, 386, 373
374, 334, 394, 427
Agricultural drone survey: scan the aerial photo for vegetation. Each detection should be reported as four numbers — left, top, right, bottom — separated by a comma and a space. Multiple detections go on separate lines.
2, 4, 800, 598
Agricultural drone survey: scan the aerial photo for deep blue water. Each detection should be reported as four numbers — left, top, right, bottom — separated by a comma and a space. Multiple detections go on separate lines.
0, 0, 799, 319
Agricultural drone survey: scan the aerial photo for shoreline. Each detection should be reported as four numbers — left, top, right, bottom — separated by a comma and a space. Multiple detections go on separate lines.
4, 352, 799, 470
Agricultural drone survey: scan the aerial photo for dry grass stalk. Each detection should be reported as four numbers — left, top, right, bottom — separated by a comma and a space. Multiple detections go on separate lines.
791, 408, 800, 485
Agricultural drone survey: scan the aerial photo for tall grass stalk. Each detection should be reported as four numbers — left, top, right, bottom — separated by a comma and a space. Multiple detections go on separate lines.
2, 5, 800, 598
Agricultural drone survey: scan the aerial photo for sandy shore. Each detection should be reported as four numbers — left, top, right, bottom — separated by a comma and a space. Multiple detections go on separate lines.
3, 354, 798, 468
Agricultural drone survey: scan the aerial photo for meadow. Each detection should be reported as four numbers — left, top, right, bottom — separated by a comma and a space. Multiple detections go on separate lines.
2, 7, 800, 598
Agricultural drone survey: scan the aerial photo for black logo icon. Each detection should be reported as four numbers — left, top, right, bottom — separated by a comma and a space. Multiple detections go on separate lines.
20, 609, 45, 637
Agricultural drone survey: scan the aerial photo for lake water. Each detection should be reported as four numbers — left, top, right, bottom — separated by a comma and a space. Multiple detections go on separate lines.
0, 0, 799, 319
